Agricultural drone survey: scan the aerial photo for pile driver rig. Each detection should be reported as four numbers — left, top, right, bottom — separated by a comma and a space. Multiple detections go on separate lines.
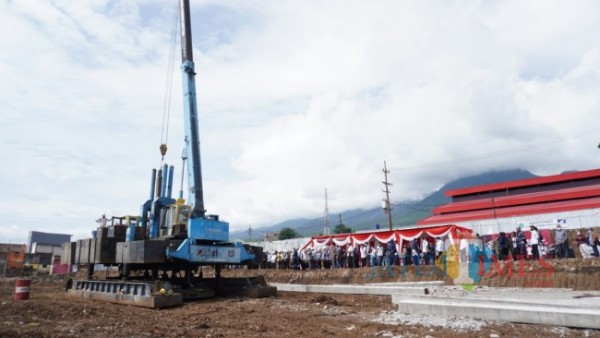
62, 0, 275, 308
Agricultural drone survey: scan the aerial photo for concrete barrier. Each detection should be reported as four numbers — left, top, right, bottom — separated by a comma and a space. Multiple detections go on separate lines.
272, 283, 432, 296
392, 294, 600, 329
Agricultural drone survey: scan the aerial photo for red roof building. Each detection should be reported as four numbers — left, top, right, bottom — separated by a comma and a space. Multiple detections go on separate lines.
418, 168, 600, 235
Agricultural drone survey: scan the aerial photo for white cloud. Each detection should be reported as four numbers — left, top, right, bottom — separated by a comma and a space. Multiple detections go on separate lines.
1, 0, 599, 244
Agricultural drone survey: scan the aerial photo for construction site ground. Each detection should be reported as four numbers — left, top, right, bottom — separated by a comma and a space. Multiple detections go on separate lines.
1, 258, 600, 338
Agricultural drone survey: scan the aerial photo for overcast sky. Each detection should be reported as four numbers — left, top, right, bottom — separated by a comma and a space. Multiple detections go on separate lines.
1, 0, 599, 244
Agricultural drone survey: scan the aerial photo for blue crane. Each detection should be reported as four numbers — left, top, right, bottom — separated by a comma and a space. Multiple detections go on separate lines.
64, 0, 274, 308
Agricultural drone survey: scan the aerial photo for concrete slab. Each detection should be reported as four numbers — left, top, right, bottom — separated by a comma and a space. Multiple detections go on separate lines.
392, 292, 600, 329
372, 281, 446, 287
272, 283, 430, 296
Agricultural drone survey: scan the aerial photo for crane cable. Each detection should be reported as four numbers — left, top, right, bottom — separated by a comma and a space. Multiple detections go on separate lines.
160, 0, 180, 162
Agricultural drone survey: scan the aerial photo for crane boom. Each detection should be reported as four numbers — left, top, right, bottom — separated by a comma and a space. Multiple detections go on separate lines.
179, 0, 205, 218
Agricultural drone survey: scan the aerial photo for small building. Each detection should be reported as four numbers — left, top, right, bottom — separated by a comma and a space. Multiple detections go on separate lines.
418, 168, 600, 235
28, 231, 72, 253
24, 252, 54, 275
0, 244, 26, 277
26, 231, 72, 275
264, 232, 278, 242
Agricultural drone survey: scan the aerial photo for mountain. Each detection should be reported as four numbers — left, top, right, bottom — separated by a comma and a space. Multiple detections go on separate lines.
418, 168, 537, 207
232, 169, 537, 241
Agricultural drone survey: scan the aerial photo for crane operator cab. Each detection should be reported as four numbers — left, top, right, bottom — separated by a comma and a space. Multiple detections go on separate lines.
159, 199, 191, 238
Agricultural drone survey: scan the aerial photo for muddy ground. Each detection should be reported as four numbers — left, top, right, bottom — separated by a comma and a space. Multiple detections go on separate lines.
2, 262, 600, 338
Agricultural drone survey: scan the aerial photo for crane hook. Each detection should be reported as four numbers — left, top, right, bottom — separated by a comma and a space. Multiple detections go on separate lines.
160, 144, 168, 160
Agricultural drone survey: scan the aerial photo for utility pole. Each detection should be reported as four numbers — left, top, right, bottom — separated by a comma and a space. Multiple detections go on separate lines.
323, 188, 329, 235
248, 224, 252, 239
382, 161, 393, 231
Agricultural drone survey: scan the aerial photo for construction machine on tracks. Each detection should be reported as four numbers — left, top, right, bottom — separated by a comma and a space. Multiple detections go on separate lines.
62, 0, 275, 308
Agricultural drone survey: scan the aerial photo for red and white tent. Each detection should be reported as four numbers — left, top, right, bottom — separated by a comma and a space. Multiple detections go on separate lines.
301, 224, 473, 250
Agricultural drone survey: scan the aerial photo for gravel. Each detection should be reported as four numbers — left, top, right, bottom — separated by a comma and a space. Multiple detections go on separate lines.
373, 310, 490, 332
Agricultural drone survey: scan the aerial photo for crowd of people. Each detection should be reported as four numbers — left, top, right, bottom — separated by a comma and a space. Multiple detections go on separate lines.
259, 225, 600, 270
260, 236, 452, 270
462, 224, 600, 262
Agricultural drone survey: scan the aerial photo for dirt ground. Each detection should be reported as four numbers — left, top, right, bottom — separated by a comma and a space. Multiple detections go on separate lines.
225, 257, 600, 290
1, 265, 600, 338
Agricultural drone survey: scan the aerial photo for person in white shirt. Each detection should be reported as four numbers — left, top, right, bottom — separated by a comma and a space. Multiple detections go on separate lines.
360, 244, 368, 267
435, 237, 444, 259
347, 244, 355, 268
459, 237, 469, 263
576, 231, 593, 258
421, 238, 430, 265
376, 244, 384, 266
530, 226, 540, 260
267, 251, 276, 269
96, 214, 108, 228
369, 246, 377, 266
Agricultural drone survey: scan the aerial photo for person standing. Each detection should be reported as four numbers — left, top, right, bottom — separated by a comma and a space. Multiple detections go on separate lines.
370, 245, 378, 267
497, 232, 510, 261
459, 236, 469, 263
410, 239, 420, 265
529, 226, 540, 260
347, 244, 355, 268
554, 224, 568, 259
474, 233, 485, 252
330, 246, 337, 269
376, 244, 384, 266
510, 232, 518, 260
337, 247, 346, 269
576, 231, 593, 258
516, 227, 527, 259
387, 240, 398, 266
435, 237, 445, 259
292, 249, 300, 270
96, 214, 108, 228
268, 251, 276, 269
588, 228, 600, 257
422, 238, 431, 265
276, 251, 282, 270
360, 244, 368, 267
506, 234, 517, 261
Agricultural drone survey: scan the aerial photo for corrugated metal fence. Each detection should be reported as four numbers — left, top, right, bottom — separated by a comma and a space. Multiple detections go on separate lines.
457, 208, 600, 235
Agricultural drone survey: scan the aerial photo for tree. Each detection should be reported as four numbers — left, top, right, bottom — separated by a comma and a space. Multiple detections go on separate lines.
333, 223, 352, 234
278, 227, 300, 240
